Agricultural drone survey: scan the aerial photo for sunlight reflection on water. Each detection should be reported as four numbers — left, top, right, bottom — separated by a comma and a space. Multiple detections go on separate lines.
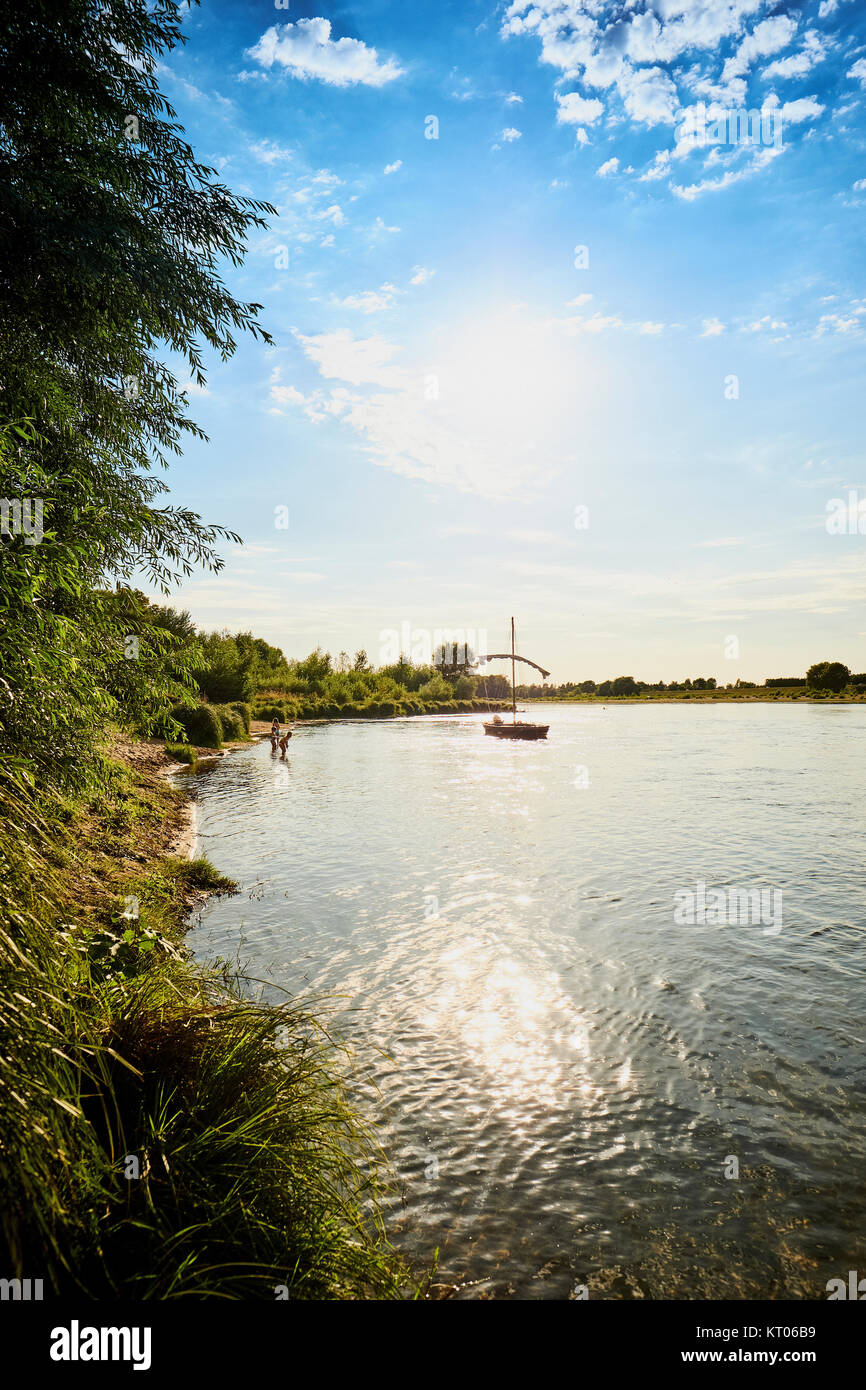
187, 703, 866, 1298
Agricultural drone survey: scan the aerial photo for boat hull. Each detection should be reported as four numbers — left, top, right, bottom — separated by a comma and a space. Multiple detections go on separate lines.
483, 722, 549, 740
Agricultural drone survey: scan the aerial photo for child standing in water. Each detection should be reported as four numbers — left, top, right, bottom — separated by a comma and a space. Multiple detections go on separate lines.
279, 728, 292, 758
270, 717, 280, 751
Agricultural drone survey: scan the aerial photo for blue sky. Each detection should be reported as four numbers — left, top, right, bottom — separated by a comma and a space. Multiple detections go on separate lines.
153, 0, 866, 682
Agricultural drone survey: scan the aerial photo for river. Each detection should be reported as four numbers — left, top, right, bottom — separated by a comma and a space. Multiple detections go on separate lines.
186, 703, 866, 1299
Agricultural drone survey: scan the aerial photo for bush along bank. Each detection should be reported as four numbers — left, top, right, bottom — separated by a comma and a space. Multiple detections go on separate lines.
170, 701, 253, 749
252, 696, 510, 723
0, 739, 413, 1299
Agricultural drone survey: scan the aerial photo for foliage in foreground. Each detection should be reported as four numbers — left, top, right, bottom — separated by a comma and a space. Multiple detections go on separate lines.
0, 759, 410, 1299
0, 0, 273, 791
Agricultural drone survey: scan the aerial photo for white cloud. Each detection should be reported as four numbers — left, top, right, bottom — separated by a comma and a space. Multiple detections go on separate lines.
268, 367, 305, 407
248, 139, 293, 165
410, 266, 435, 286
639, 149, 671, 182
762, 30, 827, 81
314, 203, 346, 226
722, 15, 798, 86
701, 318, 725, 337
559, 312, 623, 335
815, 313, 860, 336
673, 144, 782, 201
501, 126, 522, 142
505, 92, 523, 104
293, 329, 409, 388
618, 65, 679, 126
779, 96, 825, 124
337, 285, 398, 314
555, 92, 604, 126
247, 18, 403, 88
384, 160, 402, 174
597, 156, 619, 177
503, 1, 832, 191
848, 58, 866, 85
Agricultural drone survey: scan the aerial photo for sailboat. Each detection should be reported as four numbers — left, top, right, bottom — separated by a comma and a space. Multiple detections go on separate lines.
480, 617, 551, 740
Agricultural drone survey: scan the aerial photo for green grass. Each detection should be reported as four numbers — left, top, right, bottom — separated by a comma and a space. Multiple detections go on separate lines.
0, 753, 414, 1299
164, 741, 196, 766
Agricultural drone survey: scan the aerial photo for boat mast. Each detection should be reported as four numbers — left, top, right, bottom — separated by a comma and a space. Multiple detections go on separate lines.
511, 615, 517, 723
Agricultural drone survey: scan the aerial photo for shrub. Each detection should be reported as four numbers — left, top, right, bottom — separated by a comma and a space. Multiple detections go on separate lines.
254, 702, 288, 722
212, 704, 245, 741
417, 674, 454, 702
164, 743, 196, 766
230, 701, 252, 734
171, 703, 223, 749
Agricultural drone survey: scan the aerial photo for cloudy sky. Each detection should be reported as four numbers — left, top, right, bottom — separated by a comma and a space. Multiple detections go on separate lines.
155, 0, 866, 682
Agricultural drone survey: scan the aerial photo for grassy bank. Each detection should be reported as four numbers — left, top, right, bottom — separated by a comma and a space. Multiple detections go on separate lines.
0, 737, 412, 1299
254, 696, 509, 723
522, 688, 866, 703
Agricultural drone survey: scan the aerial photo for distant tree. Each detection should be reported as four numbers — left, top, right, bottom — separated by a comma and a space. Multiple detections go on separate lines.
353, 650, 370, 672
597, 680, 612, 696
806, 661, 850, 693
251, 636, 285, 668
612, 676, 638, 696
147, 600, 196, 641
578, 680, 596, 693
475, 673, 510, 700
434, 641, 475, 676
296, 648, 333, 687
196, 630, 256, 702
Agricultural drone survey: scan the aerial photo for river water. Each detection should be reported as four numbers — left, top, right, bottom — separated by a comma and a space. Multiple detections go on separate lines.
186, 703, 866, 1299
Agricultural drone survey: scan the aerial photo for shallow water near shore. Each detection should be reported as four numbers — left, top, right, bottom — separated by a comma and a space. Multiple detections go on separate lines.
186, 703, 866, 1299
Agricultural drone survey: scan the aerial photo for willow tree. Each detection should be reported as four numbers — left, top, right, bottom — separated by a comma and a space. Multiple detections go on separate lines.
0, 0, 274, 784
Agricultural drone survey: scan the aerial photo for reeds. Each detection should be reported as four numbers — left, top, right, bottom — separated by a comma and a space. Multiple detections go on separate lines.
0, 757, 411, 1299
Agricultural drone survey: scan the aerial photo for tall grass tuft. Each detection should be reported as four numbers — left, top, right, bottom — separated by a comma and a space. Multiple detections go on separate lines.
0, 758, 411, 1299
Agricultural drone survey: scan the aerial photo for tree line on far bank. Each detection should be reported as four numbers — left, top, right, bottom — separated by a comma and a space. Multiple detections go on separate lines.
153, 614, 865, 735
119, 604, 513, 749
515, 661, 863, 699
